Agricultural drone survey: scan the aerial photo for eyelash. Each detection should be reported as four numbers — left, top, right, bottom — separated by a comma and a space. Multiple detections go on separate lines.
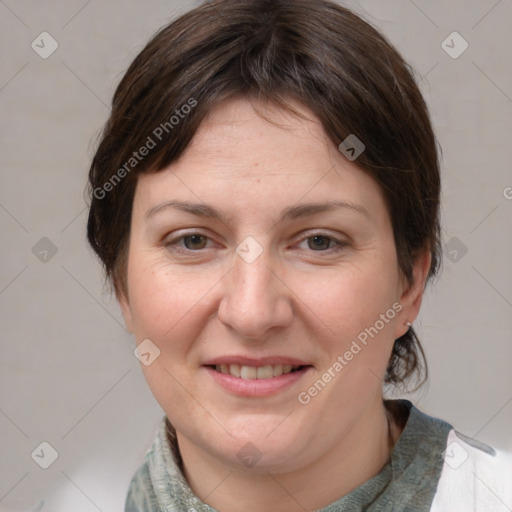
163, 231, 348, 255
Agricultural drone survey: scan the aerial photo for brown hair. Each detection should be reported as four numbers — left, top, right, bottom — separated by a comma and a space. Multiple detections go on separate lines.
87, 0, 441, 388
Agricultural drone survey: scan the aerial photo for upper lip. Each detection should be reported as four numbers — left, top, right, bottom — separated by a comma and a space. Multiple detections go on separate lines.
202, 356, 311, 367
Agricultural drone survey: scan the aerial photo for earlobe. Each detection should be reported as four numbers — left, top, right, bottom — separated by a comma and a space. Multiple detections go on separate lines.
395, 250, 432, 338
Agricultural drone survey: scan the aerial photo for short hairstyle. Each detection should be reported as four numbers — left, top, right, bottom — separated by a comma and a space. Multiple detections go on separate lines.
87, 0, 441, 389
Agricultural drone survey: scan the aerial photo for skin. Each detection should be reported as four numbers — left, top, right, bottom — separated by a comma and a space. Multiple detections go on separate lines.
119, 97, 431, 512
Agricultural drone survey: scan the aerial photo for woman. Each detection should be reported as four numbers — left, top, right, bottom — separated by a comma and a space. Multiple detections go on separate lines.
86, 0, 511, 510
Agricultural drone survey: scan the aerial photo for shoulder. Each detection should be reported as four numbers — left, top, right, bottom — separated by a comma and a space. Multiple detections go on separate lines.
124, 416, 170, 512
124, 415, 191, 512
431, 428, 512, 511
124, 460, 161, 512
387, 400, 512, 511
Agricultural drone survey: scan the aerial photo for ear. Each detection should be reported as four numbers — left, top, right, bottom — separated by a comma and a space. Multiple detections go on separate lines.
395, 249, 431, 339
116, 284, 134, 333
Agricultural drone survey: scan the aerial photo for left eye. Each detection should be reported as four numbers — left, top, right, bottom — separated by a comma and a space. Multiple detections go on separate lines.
299, 235, 341, 251
177, 234, 210, 250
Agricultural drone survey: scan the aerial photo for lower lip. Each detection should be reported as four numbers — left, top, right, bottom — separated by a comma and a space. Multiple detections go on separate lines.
203, 366, 313, 397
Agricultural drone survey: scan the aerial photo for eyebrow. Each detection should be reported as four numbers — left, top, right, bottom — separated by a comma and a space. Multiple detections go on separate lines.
145, 199, 371, 223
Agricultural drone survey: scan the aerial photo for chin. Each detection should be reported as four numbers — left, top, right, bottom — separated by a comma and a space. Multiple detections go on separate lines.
200, 415, 311, 471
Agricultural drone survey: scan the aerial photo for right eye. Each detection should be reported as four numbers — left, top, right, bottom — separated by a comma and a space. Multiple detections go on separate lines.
164, 232, 215, 253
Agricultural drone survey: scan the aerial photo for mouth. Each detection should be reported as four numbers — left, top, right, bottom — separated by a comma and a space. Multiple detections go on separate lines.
209, 363, 307, 379
202, 359, 313, 397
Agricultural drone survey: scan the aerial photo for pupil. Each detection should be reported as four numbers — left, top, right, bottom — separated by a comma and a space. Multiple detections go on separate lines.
310, 236, 329, 250
185, 235, 206, 249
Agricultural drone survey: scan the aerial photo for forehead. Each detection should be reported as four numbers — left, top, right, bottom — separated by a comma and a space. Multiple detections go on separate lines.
133, 96, 388, 227
174, 97, 334, 177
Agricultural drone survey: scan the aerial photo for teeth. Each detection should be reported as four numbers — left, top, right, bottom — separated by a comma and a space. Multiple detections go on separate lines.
240, 366, 257, 379
214, 364, 302, 379
273, 364, 283, 377
256, 365, 274, 379
229, 364, 241, 377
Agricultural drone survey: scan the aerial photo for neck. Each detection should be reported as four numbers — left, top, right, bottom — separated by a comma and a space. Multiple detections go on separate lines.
176, 398, 400, 512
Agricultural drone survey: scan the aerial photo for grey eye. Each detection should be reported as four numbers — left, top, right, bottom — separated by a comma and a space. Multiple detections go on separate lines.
307, 235, 334, 251
183, 234, 208, 250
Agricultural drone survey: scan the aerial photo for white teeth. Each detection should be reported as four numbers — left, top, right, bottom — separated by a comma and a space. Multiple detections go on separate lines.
256, 365, 274, 379
240, 366, 257, 379
272, 364, 283, 377
229, 364, 241, 377
214, 363, 303, 379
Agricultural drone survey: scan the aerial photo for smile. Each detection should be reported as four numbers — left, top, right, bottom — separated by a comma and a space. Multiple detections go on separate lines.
204, 363, 313, 398
214, 364, 304, 379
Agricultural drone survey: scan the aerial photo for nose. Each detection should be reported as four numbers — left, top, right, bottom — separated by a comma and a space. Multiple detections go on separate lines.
217, 248, 293, 340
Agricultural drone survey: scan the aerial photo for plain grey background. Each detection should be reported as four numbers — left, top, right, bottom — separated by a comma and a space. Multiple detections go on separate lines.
1, 0, 511, 510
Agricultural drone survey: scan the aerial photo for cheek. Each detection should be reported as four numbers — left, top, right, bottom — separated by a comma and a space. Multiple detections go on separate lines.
127, 257, 209, 337
293, 264, 400, 340
293, 269, 401, 415
126, 257, 225, 389
126, 260, 215, 412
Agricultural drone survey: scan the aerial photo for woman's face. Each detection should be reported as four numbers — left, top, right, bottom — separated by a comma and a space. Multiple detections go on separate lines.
120, 97, 424, 473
